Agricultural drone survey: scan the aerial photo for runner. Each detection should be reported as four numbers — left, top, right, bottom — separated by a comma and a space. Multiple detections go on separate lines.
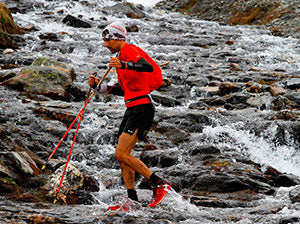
89, 22, 172, 210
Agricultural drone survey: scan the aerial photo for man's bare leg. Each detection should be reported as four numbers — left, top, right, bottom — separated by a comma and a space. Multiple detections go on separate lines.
115, 130, 152, 190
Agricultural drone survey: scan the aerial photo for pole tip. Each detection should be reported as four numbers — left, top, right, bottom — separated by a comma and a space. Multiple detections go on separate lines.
53, 199, 57, 204
41, 165, 46, 171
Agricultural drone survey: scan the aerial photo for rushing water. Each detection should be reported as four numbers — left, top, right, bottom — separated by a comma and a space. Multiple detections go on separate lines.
2, 0, 300, 223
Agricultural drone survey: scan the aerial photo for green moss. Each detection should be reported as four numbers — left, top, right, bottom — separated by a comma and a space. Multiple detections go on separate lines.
0, 177, 16, 185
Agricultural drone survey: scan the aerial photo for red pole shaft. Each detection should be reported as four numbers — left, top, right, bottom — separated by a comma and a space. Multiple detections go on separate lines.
56, 109, 84, 197
44, 67, 112, 165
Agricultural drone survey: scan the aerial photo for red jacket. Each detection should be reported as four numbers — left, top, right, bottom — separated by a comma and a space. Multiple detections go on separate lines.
116, 43, 161, 107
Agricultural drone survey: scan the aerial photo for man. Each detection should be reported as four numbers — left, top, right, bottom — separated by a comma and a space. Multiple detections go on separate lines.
89, 22, 171, 210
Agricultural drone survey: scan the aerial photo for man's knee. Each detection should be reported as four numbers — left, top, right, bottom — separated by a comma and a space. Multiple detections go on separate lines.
115, 148, 128, 163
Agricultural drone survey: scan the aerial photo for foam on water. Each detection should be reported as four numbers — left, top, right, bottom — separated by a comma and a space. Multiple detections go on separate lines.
201, 122, 300, 176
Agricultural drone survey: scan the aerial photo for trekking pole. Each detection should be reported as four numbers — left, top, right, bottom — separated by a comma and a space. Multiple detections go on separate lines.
53, 109, 84, 204
53, 71, 103, 204
41, 67, 112, 171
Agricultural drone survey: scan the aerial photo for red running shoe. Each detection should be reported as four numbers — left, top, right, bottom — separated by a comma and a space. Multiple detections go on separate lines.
108, 199, 140, 211
148, 180, 172, 208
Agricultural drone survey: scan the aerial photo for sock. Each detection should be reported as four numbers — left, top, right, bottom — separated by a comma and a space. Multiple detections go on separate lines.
127, 189, 139, 202
149, 173, 163, 185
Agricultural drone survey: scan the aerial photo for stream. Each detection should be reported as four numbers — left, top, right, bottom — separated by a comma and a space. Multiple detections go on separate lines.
1, 0, 300, 223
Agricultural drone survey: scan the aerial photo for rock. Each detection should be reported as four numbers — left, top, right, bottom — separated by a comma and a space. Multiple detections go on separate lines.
1, 57, 75, 100
269, 84, 286, 96
38, 32, 60, 42
103, 2, 146, 19
0, 3, 24, 35
279, 216, 300, 224
285, 78, 300, 90
0, 162, 17, 179
32, 107, 76, 127
246, 95, 270, 109
0, 2, 24, 49
196, 86, 219, 97
289, 185, 300, 203
191, 145, 221, 155
264, 166, 300, 187
249, 203, 285, 214
62, 14, 91, 28
186, 75, 209, 87
42, 163, 84, 203
285, 91, 300, 106
31, 57, 75, 79
218, 82, 242, 95
151, 91, 181, 107
7, 152, 40, 176
140, 149, 179, 168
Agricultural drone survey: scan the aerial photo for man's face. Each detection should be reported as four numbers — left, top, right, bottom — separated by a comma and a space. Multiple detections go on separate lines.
103, 39, 120, 53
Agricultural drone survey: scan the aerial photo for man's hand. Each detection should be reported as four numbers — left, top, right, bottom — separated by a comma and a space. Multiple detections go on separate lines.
109, 57, 123, 68
88, 75, 99, 87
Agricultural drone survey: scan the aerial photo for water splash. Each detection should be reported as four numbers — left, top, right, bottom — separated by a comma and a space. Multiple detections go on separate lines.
201, 122, 300, 176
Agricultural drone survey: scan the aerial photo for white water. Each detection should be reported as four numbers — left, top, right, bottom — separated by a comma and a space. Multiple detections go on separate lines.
201, 122, 300, 176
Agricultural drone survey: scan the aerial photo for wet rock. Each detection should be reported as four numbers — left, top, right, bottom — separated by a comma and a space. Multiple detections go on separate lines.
189, 189, 263, 208
285, 78, 300, 90
279, 216, 300, 224
0, 3, 24, 48
0, 2, 24, 34
195, 86, 219, 97
0, 177, 20, 194
38, 32, 60, 42
27, 214, 62, 224
285, 91, 300, 106
249, 203, 285, 214
289, 185, 300, 203
62, 14, 91, 28
271, 95, 296, 110
103, 2, 146, 19
140, 148, 178, 168
218, 82, 242, 96
269, 84, 286, 96
42, 163, 84, 204
246, 95, 270, 109
265, 166, 300, 187
186, 75, 209, 87
151, 91, 181, 107
190, 145, 221, 155
7, 151, 40, 176
1, 57, 74, 100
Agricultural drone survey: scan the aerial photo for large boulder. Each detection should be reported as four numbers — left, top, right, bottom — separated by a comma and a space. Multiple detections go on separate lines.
0, 2, 24, 49
103, 2, 146, 19
42, 163, 84, 204
1, 57, 75, 100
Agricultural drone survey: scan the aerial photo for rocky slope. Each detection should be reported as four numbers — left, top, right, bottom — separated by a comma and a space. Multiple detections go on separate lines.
156, 0, 300, 38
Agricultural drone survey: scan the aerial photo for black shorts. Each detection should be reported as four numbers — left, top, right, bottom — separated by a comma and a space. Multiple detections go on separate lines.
118, 103, 154, 141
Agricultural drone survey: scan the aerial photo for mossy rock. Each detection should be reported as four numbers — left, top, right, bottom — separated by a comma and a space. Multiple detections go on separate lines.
0, 30, 17, 49
31, 57, 73, 75
0, 3, 24, 49
3, 65, 73, 99
0, 2, 24, 35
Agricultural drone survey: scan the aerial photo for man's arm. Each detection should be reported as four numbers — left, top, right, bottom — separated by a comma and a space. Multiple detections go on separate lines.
121, 58, 154, 72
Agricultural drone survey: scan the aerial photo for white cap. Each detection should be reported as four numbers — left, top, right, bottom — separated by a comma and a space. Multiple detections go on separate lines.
102, 22, 127, 41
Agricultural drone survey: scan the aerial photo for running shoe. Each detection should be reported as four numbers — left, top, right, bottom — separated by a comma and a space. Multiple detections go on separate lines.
148, 180, 172, 208
108, 198, 141, 211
